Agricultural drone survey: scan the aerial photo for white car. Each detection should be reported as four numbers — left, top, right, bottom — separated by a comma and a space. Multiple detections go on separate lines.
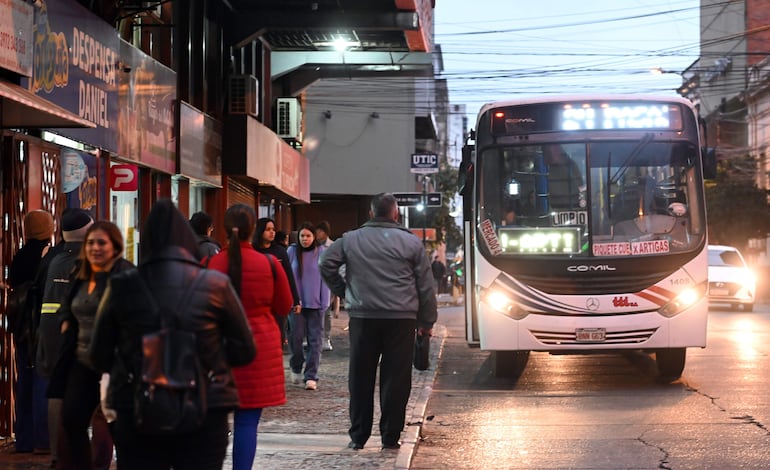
707, 244, 756, 312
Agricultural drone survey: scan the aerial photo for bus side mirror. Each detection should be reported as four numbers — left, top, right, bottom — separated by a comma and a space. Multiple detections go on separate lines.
458, 145, 474, 196
702, 147, 716, 179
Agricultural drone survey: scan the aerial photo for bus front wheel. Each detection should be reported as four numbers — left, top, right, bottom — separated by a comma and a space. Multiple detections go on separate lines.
492, 350, 529, 378
655, 348, 686, 380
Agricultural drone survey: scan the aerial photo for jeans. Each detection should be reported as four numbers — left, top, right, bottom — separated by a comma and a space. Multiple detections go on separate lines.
232, 408, 263, 470
289, 308, 323, 381
14, 342, 49, 452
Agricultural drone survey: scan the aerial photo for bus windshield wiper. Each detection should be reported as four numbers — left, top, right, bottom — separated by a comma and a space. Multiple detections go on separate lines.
609, 132, 654, 185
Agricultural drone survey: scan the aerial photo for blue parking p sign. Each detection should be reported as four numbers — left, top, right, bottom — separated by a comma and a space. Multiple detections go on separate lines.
410, 153, 438, 174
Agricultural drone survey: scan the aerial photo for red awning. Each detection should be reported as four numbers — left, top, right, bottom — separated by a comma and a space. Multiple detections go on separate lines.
0, 81, 95, 129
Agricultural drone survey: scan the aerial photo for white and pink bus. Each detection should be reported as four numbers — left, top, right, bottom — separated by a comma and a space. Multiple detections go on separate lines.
459, 95, 713, 380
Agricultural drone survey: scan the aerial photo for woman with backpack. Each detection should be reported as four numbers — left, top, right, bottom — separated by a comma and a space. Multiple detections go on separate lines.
89, 200, 256, 469
208, 204, 293, 470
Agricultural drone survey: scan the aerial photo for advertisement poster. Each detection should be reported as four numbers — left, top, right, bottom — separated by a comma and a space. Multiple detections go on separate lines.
61, 148, 98, 214
179, 101, 221, 186
117, 39, 176, 173
27, 0, 119, 152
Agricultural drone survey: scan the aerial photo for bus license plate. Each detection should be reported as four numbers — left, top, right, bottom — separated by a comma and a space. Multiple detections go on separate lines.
576, 328, 606, 342
710, 288, 728, 296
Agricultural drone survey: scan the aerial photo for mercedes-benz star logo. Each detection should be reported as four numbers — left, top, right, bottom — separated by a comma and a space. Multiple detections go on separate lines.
586, 297, 600, 311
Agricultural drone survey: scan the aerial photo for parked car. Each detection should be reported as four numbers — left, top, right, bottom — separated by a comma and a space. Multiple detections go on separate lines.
707, 244, 756, 312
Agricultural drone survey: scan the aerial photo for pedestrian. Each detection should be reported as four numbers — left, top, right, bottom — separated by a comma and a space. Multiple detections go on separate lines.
315, 220, 339, 351
287, 221, 330, 391
37, 208, 93, 468
252, 217, 301, 347
8, 210, 55, 455
89, 199, 257, 470
430, 252, 446, 295
56, 221, 134, 470
209, 206, 293, 470
275, 230, 289, 248
319, 193, 437, 450
189, 211, 221, 261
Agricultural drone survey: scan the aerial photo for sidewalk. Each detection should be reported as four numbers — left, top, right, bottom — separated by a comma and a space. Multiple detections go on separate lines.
245, 307, 446, 469
0, 302, 450, 469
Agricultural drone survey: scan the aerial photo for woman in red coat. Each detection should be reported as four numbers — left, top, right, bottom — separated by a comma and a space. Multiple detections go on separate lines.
207, 204, 293, 470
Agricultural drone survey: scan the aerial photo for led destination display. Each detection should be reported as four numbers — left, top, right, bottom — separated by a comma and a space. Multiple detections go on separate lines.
497, 226, 582, 254
491, 101, 684, 136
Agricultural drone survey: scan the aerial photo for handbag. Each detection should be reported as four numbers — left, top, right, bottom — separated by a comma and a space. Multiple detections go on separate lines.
413, 332, 430, 371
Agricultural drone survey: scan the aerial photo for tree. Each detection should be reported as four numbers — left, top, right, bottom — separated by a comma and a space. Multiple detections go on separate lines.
429, 163, 463, 252
705, 156, 770, 251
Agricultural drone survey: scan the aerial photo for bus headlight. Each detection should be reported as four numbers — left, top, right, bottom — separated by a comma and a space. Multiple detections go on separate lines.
659, 282, 707, 318
481, 288, 529, 320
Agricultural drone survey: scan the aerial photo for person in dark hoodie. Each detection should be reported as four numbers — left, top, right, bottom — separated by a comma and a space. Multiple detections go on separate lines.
90, 199, 256, 469
189, 211, 221, 261
8, 210, 54, 454
37, 208, 93, 468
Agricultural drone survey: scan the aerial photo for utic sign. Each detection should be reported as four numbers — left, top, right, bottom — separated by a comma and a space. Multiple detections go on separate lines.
410, 153, 438, 174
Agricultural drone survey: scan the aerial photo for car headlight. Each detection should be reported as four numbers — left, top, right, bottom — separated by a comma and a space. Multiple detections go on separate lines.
660, 282, 707, 318
480, 288, 529, 320
738, 269, 757, 291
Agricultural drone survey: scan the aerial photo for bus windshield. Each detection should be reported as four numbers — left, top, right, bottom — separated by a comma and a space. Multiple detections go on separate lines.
478, 139, 705, 257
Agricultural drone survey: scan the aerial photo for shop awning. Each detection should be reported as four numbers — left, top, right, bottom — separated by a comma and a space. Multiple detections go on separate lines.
0, 81, 96, 129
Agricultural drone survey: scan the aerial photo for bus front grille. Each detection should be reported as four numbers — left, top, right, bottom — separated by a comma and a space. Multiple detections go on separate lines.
529, 327, 658, 345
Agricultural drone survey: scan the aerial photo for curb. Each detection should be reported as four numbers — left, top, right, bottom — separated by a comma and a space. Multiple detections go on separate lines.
395, 323, 447, 469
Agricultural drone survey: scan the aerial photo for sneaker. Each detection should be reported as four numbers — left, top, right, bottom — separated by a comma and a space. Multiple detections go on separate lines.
323, 339, 333, 351
305, 379, 318, 390
290, 372, 302, 384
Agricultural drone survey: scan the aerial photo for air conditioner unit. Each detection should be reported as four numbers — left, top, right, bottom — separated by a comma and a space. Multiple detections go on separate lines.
228, 75, 258, 117
276, 97, 302, 140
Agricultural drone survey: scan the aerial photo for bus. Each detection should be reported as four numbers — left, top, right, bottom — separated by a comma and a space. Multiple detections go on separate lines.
458, 95, 714, 380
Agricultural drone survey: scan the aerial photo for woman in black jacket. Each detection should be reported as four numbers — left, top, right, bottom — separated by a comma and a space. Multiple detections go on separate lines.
56, 221, 134, 470
253, 217, 301, 344
89, 199, 256, 470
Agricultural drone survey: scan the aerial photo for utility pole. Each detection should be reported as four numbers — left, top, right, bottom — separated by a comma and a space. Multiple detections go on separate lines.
421, 174, 430, 245
422, 182, 427, 245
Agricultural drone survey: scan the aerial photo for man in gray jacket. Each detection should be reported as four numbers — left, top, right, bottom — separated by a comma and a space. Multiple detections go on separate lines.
319, 192, 437, 451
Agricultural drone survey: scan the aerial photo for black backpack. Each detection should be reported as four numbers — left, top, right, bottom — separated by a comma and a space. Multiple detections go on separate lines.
132, 271, 208, 435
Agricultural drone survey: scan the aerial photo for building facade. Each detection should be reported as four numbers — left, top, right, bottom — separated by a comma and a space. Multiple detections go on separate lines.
0, 0, 435, 439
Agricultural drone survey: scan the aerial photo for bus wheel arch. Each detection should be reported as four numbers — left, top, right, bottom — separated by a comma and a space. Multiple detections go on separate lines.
655, 348, 686, 381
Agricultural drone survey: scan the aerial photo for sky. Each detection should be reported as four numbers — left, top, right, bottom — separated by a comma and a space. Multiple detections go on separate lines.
433, 0, 701, 122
